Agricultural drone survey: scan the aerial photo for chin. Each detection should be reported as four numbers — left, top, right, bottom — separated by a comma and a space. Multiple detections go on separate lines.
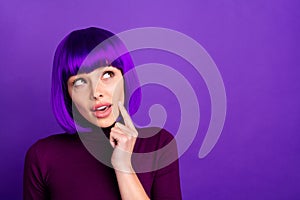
96, 118, 115, 128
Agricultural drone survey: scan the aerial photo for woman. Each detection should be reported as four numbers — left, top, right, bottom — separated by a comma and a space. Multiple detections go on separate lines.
23, 27, 182, 200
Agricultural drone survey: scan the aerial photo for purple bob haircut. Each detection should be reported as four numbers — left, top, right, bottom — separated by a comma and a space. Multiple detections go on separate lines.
51, 27, 141, 133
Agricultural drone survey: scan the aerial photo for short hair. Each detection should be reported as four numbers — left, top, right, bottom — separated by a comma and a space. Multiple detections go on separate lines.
51, 27, 141, 133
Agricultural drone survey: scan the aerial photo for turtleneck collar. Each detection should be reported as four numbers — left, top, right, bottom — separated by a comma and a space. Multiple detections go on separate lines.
100, 122, 116, 139
90, 116, 124, 139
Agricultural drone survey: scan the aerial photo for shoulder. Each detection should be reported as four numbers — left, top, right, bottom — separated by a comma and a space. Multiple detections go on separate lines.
25, 133, 78, 159
134, 127, 176, 152
29, 132, 76, 148
138, 127, 174, 141
132, 127, 179, 173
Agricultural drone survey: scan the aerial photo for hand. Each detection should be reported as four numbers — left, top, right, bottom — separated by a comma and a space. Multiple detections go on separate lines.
110, 101, 138, 172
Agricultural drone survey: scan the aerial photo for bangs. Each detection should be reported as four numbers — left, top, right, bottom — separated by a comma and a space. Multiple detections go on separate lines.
51, 27, 141, 133
62, 32, 126, 80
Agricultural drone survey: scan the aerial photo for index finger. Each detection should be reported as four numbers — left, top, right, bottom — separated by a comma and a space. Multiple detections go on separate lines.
118, 101, 135, 130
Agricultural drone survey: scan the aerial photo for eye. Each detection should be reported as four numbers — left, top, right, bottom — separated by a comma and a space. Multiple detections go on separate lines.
72, 78, 86, 87
102, 71, 114, 79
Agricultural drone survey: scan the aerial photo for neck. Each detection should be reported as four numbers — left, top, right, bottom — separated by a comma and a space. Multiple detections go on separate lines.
101, 122, 116, 138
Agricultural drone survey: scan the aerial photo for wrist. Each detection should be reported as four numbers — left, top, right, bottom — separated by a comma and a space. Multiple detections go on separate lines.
113, 163, 134, 174
111, 147, 134, 173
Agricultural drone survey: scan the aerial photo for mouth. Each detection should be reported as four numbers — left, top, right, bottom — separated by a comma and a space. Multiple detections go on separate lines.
95, 105, 111, 111
92, 104, 112, 118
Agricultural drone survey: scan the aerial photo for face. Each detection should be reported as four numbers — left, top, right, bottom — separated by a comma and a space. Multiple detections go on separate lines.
67, 66, 124, 128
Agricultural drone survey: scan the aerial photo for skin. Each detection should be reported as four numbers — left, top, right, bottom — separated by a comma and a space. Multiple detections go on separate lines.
67, 66, 125, 128
67, 66, 150, 200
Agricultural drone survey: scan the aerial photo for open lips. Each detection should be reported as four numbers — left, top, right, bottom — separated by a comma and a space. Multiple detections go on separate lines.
92, 103, 113, 118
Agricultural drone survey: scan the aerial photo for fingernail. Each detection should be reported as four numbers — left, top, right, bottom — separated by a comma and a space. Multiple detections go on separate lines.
118, 101, 122, 106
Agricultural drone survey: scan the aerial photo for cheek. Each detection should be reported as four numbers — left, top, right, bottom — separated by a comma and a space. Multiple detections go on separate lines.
73, 100, 86, 116
111, 87, 124, 106
70, 93, 88, 111
111, 80, 125, 118
112, 81, 125, 103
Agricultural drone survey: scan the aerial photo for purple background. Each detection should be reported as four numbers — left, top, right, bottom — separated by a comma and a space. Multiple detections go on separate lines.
1, 0, 300, 199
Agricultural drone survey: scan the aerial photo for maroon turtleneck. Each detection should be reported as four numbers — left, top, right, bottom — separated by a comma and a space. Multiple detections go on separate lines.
23, 126, 182, 200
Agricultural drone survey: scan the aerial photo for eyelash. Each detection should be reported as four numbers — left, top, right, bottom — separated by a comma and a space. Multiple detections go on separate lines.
72, 71, 115, 86
102, 71, 115, 79
72, 78, 86, 86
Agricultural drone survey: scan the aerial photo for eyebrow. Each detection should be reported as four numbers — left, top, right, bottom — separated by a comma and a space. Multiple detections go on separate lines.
70, 66, 117, 79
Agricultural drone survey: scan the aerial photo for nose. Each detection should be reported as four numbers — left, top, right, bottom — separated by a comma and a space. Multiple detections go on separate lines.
91, 81, 104, 100
92, 93, 103, 100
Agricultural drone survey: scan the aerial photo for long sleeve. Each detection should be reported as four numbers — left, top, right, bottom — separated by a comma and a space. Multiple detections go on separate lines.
23, 130, 182, 200
23, 142, 49, 200
151, 129, 182, 200
152, 158, 182, 199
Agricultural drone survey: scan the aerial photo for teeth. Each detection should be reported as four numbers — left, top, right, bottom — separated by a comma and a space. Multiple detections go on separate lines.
96, 106, 107, 111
